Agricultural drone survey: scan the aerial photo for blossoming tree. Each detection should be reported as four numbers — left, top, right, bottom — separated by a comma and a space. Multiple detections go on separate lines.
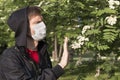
70, 0, 120, 79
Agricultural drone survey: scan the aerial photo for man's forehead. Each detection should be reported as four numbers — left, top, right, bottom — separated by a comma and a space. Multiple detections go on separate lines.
30, 15, 42, 23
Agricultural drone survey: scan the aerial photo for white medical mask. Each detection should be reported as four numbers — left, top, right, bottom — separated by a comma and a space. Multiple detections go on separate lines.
32, 21, 46, 41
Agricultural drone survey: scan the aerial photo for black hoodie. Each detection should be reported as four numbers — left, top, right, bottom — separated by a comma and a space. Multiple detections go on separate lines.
0, 6, 64, 80
7, 6, 28, 47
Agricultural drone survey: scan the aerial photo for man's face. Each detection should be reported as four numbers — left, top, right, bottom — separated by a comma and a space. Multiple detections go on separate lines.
29, 15, 43, 36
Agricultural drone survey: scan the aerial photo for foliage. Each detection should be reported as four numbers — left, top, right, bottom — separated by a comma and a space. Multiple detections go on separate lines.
66, 0, 120, 79
0, 0, 120, 79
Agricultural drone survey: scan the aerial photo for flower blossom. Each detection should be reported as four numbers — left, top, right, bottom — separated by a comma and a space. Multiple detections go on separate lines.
82, 25, 93, 34
71, 24, 92, 49
71, 36, 89, 49
108, 0, 120, 9
105, 15, 117, 25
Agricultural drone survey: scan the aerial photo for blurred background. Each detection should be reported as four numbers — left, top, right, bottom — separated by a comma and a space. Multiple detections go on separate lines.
0, 0, 120, 80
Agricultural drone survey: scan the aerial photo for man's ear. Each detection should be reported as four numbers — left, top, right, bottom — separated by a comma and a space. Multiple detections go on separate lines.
40, 15, 43, 20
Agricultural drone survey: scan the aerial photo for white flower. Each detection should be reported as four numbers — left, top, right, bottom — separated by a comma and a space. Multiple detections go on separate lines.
105, 15, 117, 25
83, 25, 91, 30
84, 38, 89, 41
108, 0, 114, 6
75, 25, 80, 28
80, 36, 86, 41
77, 36, 82, 39
71, 35, 89, 49
109, 5, 115, 9
82, 25, 93, 34
80, 42, 84, 45
67, 27, 71, 30
108, 0, 120, 9
82, 30, 86, 34
67, 27, 76, 30
71, 41, 81, 49
114, 1, 120, 5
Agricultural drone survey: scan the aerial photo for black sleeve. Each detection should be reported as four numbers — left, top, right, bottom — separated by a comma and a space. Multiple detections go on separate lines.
0, 49, 64, 80
38, 65, 64, 80
37, 50, 64, 80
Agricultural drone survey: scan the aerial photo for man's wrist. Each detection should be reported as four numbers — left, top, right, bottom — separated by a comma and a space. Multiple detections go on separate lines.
58, 63, 65, 69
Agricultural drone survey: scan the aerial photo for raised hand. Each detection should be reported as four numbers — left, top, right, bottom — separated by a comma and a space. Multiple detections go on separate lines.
58, 37, 69, 68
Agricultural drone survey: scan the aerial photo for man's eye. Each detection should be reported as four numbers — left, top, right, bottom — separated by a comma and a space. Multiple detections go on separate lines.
36, 21, 42, 24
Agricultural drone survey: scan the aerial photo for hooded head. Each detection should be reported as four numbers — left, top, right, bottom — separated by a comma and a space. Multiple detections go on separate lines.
7, 6, 29, 47
7, 6, 43, 47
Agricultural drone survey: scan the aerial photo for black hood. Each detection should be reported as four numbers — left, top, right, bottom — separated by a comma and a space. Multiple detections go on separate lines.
7, 6, 29, 47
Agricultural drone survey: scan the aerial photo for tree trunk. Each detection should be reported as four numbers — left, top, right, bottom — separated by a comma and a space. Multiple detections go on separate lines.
58, 44, 63, 61
54, 35, 58, 62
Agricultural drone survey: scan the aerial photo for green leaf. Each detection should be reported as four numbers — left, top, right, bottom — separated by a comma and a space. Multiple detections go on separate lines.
104, 8, 116, 13
97, 45, 110, 50
85, 42, 95, 48
105, 25, 117, 29
86, 29, 101, 35
91, 8, 116, 16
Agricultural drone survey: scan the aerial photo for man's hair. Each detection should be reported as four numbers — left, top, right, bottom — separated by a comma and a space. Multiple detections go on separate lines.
27, 6, 42, 20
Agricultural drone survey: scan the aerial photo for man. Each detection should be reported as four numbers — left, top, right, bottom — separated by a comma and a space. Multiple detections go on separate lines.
0, 6, 69, 80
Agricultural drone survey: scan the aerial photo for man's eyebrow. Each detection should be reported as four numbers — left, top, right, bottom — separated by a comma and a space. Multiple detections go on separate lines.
37, 21, 42, 23
33, 21, 41, 24
35, 21, 42, 24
